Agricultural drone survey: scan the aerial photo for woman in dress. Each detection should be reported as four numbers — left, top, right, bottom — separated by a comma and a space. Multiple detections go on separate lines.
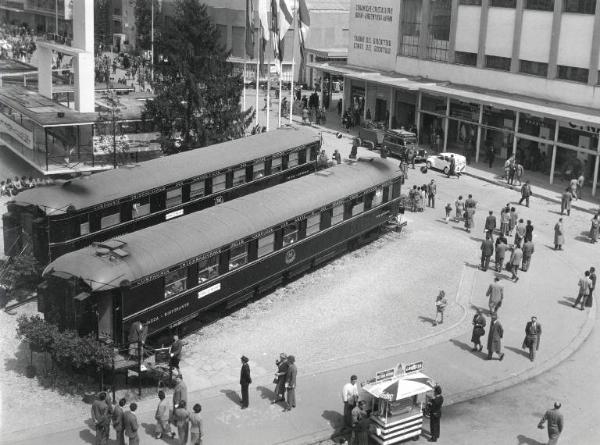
499, 205, 510, 236
471, 309, 486, 352
173, 400, 190, 445
590, 213, 600, 244
418, 186, 426, 212
554, 218, 565, 250
455, 195, 465, 222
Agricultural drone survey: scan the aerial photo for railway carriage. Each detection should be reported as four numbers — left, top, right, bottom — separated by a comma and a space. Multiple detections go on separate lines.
3, 127, 320, 264
39, 157, 403, 344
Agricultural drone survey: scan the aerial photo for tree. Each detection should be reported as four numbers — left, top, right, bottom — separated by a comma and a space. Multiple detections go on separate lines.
96, 89, 128, 167
0, 255, 43, 301
142, 0, 254, 153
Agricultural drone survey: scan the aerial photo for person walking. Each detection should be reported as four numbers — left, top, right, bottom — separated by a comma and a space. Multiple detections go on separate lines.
342, 375, 359, 429
495, 238, 508, 273
464, 206, 475, 233
500, 205, 510, 236
484, 211, 497, 235
123, 403, 139, 445
454, 195, 465, 222
537, 402, 564, 445
515, 163, 524, 185
173, 400, 190, 445
240, 355, 252, 409
554, 218, 565, 250
189, 404, 203, 445
427, 179, 437, 208
173, 375, 188, 410
426, 385, 444, 442
509, 207, 518, 236
487, 314, 505, 361
433, 290, 448, 326
590, 213, 599, 243
486, 277, 504, 315
112, 398, 126, 445
169, 334, 183, 377
514, 219, 526, 246
570, 177, 578, 199
509, 243, 523, 282
350, 138, 359, 160
573, 270, 592, 310
465, 194, 477, 209
480, 233, 494, 271
284, 355, 298, 411
272, 353, 289, 404
446, 154, 456, 178
522, 238, 535, 272
522, 316, 542, 362
560, 188, 572, 216
525, 220, 534, 242
577, 174, 585, 199
155, 390, 175, 439
91, 392, 111, 445
471, 309, 487, 352
587, 267, 596, 308
507, 159, 516, 185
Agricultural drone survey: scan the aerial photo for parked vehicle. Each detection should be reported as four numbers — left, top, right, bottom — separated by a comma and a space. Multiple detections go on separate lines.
425, 153, 467, 174
382, 129, 427, 162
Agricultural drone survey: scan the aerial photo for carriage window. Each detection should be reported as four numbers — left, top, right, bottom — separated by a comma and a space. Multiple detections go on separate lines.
229, 244, 248, 269
331, 204, 344, 225
100, 211, 120, 229
213, 174, 226, 193
252, 162, 265, 180
372, 187, 384, 207
198, 256, 219, 283
166, 187, 182, 208
80, 221, 90, 235
233, 168, 247, 185
283, 224, 298, 246
305, 213, 321, 236
189, 180, 206, 199
271, 157, 283, 173
288, 152, 299, 168
352, 196, 365, 216
298, 148, 307, 165
257, 233, 275, 258
132, 198, 150, 219
164, 268, 187, 299
309, 146, 317, 161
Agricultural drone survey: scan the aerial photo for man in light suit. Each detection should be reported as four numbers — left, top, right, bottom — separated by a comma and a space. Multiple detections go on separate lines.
284, 355, 298, 412
111, 398, 126, 445
155, 390, 174, 439
91, 392, 111, 445
173, 374, 188, 410
123, 403, 139, 445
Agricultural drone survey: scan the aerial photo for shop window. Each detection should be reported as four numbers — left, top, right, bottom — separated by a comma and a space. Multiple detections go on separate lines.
229, 244, 248, 270
164, 268, 187, 299
557, 124, 598, 149
198, 256, 219, 283
459, 0, 482, 4
132, 199, 150, 219
271, 157, 283, 173
166, 187, 182, 208
100, 210, 120, 229
189, 179, 206, 200
283, 224, 298, 246
212, 174, 226, 193
564, 0, 596, 12
454, 51, 477, 66
250, 162, 263, 180
557, 65, 589, 84
305, 213, 321, 236
257, 233, 274, 258
485, 55, 511, 71
449, 99, 480, 123
518, 113, 555, 140
400, 0, 421, 57
288, 151, 299, 168
331, 204, 344, 225
421, 94, 447, 115
491, 0, 516, 7
525, 0, 554, 10
482, 106, 515, 131
233, 168, 247, 185
519, 60, 548, 77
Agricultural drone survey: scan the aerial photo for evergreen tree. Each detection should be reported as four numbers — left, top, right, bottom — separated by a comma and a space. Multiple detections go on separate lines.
142, 0, 254, 153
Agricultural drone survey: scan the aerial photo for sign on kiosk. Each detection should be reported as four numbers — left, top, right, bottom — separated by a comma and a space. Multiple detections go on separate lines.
374, 361, 424, 382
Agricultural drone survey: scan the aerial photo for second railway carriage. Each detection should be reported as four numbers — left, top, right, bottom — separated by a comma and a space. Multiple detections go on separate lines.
3, 127, 320, 264
39, 156, 403, 344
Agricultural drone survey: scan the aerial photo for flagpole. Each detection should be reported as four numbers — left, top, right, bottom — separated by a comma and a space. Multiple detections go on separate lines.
266, 59, 271, 132
255, 59, 260, 127
290, 0, 297, 125
278, 73, 282, 128
243, 62, 247, 116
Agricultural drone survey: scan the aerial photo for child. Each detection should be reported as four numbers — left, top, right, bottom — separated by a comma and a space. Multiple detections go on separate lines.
433, 291, 448, 326
444, 203, 452, 222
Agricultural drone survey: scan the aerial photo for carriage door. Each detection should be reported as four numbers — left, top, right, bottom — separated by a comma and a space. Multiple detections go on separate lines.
97, 290, 114, 341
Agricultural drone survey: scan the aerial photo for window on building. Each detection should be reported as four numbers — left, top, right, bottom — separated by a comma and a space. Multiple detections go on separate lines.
564, 0, 596, 13
557, 65, 589, 83
164, 268, 187, 299
257, 233, 275, 258
231, 26, 245, 58
132, 199, 150, 219
271, 157, 283, 173
305, 213, 321, 236
283, 224, 299, 246
212, 174, 226, 193
426, 0, 451, 61
229, 244, 248, 270
233, 168, 247, 186
288, 151, 299, 168
100, 210, 120, 229
491, 0, 516, 7
166, 187, 182, 208
400, 0, 422, 57
198, 256, 219, 283
486, 55, 512, 71
455, 51, 477, 66
216, 24, 228, 49
189, 180, 206, 200
525, 0, 554, 10
520, 60, 548, 77
331, 204, 344, 225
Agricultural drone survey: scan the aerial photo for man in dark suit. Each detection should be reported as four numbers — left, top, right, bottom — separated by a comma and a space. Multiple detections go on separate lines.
522, 239, 535, 272
112, 398, 126, 445
123, 403, 139, 445
427, 385, 444, 442
91, 392, 111, 445
169, 334, 183, 377
284, 355, 298, 411
523, 316, 542, 362
240, 355, 252, 408
538, 402, 564, 444
487, 314, 505, 361
480, 233, 494, 271
484, 210, 497, 235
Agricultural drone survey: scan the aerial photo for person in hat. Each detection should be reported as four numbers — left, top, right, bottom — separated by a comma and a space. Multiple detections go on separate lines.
538, 402, 563, 444
487, 314, 505, 361
426, 385, 443, 442
240, 356, 252, 409
272, 353, 289, 404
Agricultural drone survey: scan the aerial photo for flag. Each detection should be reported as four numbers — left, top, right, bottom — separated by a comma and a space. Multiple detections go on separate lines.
270, 0, 280, 62
276, 0, 294, 62
257, 0, 270, 41
245, 0, 255, 59
298, 0, 310, 61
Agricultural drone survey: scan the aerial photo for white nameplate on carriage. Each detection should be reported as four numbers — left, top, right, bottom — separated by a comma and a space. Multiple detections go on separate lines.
198, 283, 221, 299
166, 209, 184, 220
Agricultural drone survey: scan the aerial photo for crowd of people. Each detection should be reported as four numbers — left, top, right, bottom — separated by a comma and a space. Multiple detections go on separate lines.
0, 24, 36, 62
0, 175, 53, 197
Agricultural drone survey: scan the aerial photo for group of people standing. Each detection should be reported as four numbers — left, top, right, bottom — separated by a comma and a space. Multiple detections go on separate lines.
271, 353, 298, 411
407, 179, 437, 212
91, 391, 140, 445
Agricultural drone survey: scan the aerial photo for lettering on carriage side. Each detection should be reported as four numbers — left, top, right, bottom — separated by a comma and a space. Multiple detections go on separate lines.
95, 199, 121, 210
231, 239, 245, 247
163, 302, 190, 318
165, 209, 184, 220
130, 186, 166, 201
198, 282, 221, 299
252, 227, 275, 239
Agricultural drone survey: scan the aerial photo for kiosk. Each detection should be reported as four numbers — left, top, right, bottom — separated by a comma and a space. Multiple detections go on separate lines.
361, 361, 436, 444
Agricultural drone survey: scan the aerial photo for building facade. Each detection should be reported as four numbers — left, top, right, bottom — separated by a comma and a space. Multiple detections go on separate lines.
312, 0, 600, 195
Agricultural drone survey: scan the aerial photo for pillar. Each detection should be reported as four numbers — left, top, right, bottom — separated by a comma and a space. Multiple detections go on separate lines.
511, 0, 525, 73
363, 80, 368, 122
418, 0, 431, 59
476, 0, 490, 68
443, 96, 450, 151
512, 111, 520, 158
37, 47, 53, 99
74, 52, 95, 113
588, 0, 600, 85
415, 91, 422, 142
475, 104, 483, 163
448, 0, 459, 64
593, 137, 600, 196
549, 121, 559, 184
388, 87, 394, 129
547, 0, 564, 79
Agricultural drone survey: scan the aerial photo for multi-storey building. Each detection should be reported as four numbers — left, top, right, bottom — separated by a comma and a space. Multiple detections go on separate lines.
312, 0, 600, 195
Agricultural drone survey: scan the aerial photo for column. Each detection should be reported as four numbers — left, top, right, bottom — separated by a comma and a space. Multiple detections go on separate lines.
475, 104, 483, 163
510, 0, 525, 73
364, 80, 368, 122
476, 0, 490, 68
418, 0, 432, 59
37, 47, 53, 99
319, 70, 325, 110
593, 137, 600, 196
448, 0, 459, 64
547, 0, 564, 79
587, 0, 600, 85
512, 111, 520, 157
415, 91, 422, 142
549, 121, 559, 184
74, 52, 95, 112
443, 96, 450, 151
388, 87, 394, 129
